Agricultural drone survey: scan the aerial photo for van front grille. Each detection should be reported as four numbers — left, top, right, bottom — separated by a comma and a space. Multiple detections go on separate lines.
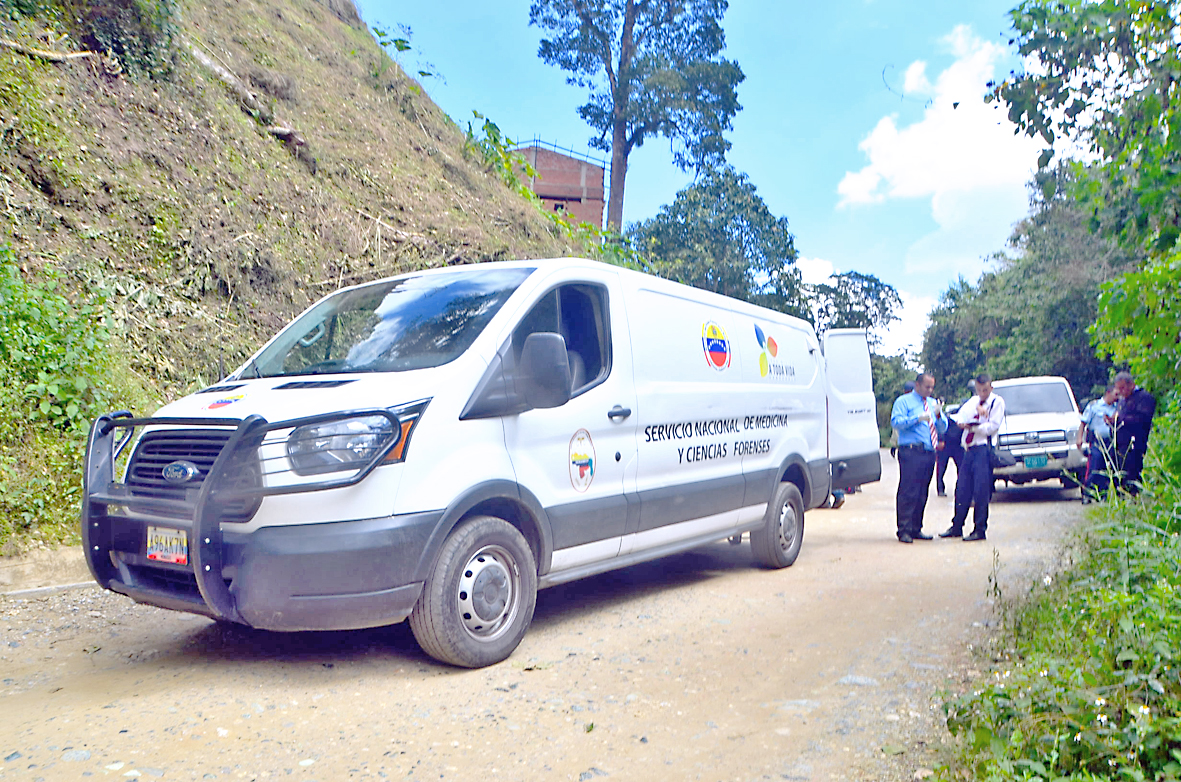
126, 430, 259, 522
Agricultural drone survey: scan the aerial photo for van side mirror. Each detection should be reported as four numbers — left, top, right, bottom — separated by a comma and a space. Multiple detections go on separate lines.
519, 333, 572, 409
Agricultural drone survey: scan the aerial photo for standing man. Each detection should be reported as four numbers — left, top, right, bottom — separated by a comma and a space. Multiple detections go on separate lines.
890, 373, 947, 544
1112, 371, 1157, 494
941, 374, 1005, 542
1077, 385, 1118, 502
935, 414, 964, 497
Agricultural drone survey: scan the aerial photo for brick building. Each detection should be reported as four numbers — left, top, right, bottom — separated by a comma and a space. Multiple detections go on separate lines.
516, 142, 606, 228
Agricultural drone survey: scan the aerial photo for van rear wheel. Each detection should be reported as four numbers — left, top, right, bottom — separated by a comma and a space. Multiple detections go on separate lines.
409, 515, 537, 668
751, 482, 804, 568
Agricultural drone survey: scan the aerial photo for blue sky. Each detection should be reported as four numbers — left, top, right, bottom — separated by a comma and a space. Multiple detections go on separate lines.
352, 1, 1041, 358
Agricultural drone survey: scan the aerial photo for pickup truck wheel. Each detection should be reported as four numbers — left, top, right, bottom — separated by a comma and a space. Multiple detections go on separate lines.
751, 482, 804, 569
409, 515, 537, 668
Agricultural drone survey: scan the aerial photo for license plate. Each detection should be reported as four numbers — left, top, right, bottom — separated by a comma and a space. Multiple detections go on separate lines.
1024, 454, 1049, 469
146, 525, 189, 565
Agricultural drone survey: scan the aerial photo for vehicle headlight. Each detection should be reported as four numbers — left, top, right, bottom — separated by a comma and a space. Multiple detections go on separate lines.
1067, 427, 1079, 444
286, 414, 400, 476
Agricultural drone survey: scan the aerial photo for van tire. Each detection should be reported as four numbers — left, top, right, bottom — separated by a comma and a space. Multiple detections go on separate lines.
409, 515, 538, 668
751, 482, 804, 568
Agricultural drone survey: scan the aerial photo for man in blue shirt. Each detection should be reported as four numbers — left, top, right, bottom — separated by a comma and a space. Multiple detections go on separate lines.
890, 373, 948, 543
1077, 385, 1118, 502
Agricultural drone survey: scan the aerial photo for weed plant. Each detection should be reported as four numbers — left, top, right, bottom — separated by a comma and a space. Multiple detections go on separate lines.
940, 392, 1181, 780
0, 249, 117, 549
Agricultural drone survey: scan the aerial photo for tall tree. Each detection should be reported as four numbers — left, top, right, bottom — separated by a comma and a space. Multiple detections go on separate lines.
529, 0, 744, 230
629, 166, 903, 343
993, 0, 1180, 392
628, 166, 806, 317
994, 0, 1180, 249
920, 168, 1137, 398
810, 271, 901, 343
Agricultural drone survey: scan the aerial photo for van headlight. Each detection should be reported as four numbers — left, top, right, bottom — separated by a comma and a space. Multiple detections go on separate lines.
286, 414, 400, 475
1067, 427, 1079, 445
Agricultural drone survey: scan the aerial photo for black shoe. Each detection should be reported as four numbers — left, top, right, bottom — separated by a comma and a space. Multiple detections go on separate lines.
913, 532, 933, 540
937, 491, 947, 497
963, 530, 986, 542
898, 534, 913, 544
938, 527, 962, 539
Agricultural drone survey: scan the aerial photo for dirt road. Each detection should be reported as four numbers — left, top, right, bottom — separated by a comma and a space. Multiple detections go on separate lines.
0, 451, 1081, 781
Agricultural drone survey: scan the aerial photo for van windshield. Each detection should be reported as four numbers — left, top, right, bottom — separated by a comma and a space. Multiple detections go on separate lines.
247, 267, 533, 377
992, 383, 1074, 415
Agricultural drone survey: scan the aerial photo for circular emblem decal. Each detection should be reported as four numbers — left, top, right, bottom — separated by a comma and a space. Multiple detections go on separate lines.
162, 460, 201, 484
702, 321, 731, 371
568, 429, 596, 492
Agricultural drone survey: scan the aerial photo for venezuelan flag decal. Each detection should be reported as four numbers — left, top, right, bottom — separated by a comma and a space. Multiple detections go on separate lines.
702, 321, 731, 370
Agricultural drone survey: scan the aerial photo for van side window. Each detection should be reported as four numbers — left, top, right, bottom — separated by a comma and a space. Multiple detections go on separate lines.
513, 284, 610, 396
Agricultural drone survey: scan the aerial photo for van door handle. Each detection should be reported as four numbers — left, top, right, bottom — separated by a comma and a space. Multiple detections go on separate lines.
607, 405, 632, 421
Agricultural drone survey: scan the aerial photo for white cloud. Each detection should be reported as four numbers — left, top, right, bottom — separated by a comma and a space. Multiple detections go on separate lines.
878, 290, 937, 358
836, 25, 1043, 279
796, 255, 835, 285
902, 61, 931, 94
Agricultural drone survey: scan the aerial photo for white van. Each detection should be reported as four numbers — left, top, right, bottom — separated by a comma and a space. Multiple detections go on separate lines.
989, 375, 1086, 487
82, 259, 880, 667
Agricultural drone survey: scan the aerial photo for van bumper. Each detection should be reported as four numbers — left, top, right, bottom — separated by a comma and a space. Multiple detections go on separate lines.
100, 510, 442, 632
223, 511, 442, 631
992, 447, 1085, 485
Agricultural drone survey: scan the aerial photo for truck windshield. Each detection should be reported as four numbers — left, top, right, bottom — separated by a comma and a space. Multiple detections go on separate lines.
248, 267, 534, 377
992, 383, 1074, 415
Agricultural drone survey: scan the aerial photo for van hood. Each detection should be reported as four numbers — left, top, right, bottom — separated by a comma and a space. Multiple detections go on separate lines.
998, 411, 1080, 435
153, 370, 450, 423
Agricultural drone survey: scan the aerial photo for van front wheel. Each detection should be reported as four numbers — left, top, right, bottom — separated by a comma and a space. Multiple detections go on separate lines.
751, 482, 804, 568
409, 515, 538, 668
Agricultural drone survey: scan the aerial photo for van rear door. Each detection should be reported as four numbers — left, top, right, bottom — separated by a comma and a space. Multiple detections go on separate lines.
822, 329, 881, 488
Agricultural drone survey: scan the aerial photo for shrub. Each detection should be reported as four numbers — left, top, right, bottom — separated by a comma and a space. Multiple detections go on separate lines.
940, 394, 1181, 780
57, 0, 179, 77
0, 253, 113, 432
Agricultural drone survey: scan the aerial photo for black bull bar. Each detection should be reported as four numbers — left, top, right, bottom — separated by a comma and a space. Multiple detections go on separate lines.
82, 409, 404, 623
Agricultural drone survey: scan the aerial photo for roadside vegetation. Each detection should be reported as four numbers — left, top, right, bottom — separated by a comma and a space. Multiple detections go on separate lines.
939, 400, 1181, 780
935, 0, 1181, 778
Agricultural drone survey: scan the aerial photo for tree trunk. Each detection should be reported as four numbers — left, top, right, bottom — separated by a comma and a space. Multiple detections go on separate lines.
606, 123, 628, 231
605, 0, 638, 233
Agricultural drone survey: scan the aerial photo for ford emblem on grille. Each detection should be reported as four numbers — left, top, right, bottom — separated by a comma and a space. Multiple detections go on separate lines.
162, 460, 201, 484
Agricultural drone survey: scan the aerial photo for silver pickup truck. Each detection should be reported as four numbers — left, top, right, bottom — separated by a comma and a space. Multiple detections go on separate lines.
988, 376, 1086, 488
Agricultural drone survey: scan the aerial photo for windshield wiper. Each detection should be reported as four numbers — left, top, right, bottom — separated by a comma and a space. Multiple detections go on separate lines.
237, 360, 262, 380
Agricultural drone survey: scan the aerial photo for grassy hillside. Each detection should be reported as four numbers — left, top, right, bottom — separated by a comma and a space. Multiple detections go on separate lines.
0, 0, 586, 550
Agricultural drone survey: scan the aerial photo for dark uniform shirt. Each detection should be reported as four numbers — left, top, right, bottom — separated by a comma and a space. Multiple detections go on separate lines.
1115, 387, 1157, 451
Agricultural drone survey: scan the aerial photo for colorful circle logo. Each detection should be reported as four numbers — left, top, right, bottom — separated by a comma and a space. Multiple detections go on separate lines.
702, 321, 732, 370
754, 324, 778, 377
569, 429, 596, 492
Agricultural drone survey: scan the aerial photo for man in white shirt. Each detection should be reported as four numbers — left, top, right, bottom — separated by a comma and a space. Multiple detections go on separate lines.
939, 374, 1006, 542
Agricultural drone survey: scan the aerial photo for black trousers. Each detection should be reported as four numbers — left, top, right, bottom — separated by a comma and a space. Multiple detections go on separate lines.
1116, 442, 1147, 494
1084, 437, 1115, 496
936, 447, 961, 494
950, 446, 993, 534
896, 446, 936, 537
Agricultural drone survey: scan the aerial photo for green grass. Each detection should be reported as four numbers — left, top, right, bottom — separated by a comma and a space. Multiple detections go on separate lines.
939, 394, 1181, 781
